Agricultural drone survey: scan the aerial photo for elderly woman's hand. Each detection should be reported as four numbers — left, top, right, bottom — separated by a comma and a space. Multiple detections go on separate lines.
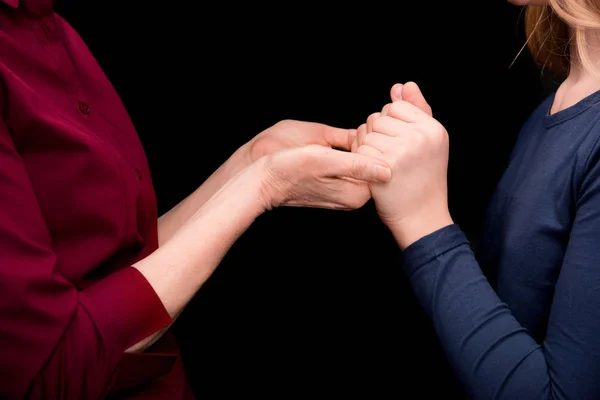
256, 144, 391, 211
248, 120, 357, 162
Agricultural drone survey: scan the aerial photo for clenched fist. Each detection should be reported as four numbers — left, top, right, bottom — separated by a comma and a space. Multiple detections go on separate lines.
356, 84, 453, 248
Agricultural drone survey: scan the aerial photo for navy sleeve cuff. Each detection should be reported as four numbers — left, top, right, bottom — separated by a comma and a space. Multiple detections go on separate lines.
399, 224, 470, 277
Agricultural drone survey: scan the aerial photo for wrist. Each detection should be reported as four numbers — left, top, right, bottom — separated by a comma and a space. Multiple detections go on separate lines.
250, 155, 287, 211
183, 157, 269, 228
217, 144, 267, 212
231, 142, 254, 171
386, 207, 454, 250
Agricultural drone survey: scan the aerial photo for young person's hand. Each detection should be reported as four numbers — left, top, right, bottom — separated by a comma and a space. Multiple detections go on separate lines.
355, 83, 453, 248
352, 81, 432, 152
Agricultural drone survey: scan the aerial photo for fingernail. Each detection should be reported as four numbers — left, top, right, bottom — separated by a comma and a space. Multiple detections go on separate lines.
374, 165, 392, 182
394, 85, 403, 100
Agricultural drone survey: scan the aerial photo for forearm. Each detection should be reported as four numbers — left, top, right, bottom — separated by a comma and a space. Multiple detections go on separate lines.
398, 224, 552, 399
131, 161, 266, 351
157, 143, 253, 246
1, 161, 266, 395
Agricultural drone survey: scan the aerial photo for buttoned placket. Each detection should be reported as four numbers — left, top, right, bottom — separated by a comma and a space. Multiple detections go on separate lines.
31, 12, 90, 120
28, 9, 144, 183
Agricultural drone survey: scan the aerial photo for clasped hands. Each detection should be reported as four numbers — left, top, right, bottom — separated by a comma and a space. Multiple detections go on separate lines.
247, 82, 453, 249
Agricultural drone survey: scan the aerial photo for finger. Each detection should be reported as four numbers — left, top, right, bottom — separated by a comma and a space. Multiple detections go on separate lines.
400, 81, 433, 117
350, 135, 359, 153
348, 128, 357, 151
319, 124, 356, 150
366, 112, 380, 133
390, 83, 403, 102
371, 115, 409, 137
364, 132, 394, 153
323, 149, 391, 183
381, 103, 391, 117
356, 123, 368, 149
386, 100, 430, 123
356, 144, 385, 160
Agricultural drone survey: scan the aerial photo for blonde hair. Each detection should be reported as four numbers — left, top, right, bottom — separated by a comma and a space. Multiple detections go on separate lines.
525, 0, 600, 76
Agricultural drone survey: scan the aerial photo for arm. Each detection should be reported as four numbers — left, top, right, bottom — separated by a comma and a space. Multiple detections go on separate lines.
1, 112, 388, 398
126, 157, 264, 352
135, 162, 266, 318
390, 153, 600, 399
156, 119, 359, 246
359, 90, 600, 399
156, 143, 252, 246
145, 143, 252, 347
0, 114, 266, 398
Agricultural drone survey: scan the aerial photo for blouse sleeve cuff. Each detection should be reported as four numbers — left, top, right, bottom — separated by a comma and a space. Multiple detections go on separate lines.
399, 224, 470, 277
79, 266, 172, 352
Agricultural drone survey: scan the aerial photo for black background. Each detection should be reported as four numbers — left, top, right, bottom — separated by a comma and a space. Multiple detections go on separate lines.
53, 1, 552, 397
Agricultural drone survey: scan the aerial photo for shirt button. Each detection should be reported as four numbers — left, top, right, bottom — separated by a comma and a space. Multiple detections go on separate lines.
41, 24, 56, 41
78, 101, 90, 115
135, 169, 143, 181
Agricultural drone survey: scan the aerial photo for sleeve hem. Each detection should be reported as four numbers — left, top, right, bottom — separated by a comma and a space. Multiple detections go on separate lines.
79, 266, 172, 352
399, 224, 470, 276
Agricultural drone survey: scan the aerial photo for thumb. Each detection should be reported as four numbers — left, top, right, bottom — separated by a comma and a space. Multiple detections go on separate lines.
324, 149, 392, 183
397, 81, 433, 116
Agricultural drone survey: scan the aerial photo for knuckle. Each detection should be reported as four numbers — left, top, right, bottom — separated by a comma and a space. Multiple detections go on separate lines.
381, 103, 391, 116
367, 112, 380, 123
272, 120, 289, 131
351, 158, 366, 178
423, 103, 433, 116
322, 126, 335, 145
426, 121, 448, 142
388, 100, 404, 117
413, 132, 427, 148
363, 132, 377, 147
275, 119, 295, 128
356, 144, 370, 155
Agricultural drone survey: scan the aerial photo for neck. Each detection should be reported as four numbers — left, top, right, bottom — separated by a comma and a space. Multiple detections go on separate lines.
551, 30, 600, 114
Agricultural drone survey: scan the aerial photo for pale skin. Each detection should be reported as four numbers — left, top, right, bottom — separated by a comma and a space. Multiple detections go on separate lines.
353, 83, 454, 249
135, 83, 436, 352
132, 0, 600, 354
127, 120, 393, 352
357, 0, 600, 249
157, 119, 362, 246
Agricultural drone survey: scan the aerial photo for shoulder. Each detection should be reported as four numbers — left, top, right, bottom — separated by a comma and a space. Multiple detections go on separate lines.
572, 110, 600, 201
523, 93, 555, 131
576, 107, 600, 172
507, 94, 554, 162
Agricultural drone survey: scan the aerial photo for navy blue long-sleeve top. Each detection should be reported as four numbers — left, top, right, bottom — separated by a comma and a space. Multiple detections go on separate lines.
401, 91, 600, 399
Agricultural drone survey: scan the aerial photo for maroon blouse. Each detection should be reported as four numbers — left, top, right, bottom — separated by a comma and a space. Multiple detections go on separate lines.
0, 0, 193, 398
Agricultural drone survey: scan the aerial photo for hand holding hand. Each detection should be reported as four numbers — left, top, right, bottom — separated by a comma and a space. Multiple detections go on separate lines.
248, 120, 356, 162
356, 83, 453, 248
352, 82, 433, 152
256, 144, 391, 210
